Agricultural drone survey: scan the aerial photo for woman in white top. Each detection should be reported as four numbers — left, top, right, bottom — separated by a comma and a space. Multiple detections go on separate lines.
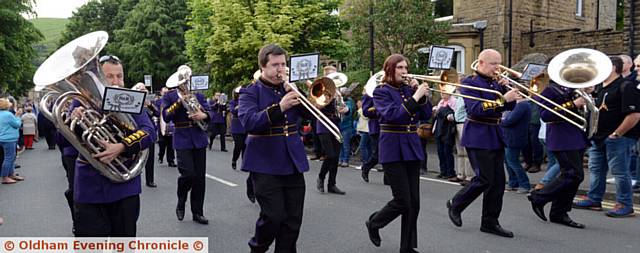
20, 107, 37, 149
356, 100, 371, 164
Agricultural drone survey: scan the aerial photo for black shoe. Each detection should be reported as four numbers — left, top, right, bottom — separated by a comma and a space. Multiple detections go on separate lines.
480, 224, 514, 238
247, 193, 256, 203
168, 162, 177, 167
208, 145, 212, 151
328, 185, 345, 195
447, 199, 462, 227
231, 161, 237, 170
221, 149, 228, 152
158, 159, 163, 164
14, 165, 21, 169
176, 205, 185, 221
316, 178, 325, 193
310, 156, 321, 161
146, 182, 157, 188
193, 214, 209, 225
365, 213, 381, 247
419, 169, 428, 176
527, 195, 547, 221
550, 215, 585, 229
361, 169, 369, 183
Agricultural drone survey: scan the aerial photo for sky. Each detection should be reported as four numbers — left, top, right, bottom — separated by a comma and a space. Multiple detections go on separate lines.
30, 0, 90, 19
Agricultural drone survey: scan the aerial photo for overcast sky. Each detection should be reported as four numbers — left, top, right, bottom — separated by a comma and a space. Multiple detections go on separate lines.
30, 0, 90, 19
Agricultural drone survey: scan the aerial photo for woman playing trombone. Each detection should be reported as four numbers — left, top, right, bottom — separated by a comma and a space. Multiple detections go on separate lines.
365, 54, 432, 253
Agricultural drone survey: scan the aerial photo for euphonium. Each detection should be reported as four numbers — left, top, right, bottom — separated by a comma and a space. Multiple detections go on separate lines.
165, 65, 208, 131
33, 31, 149, 183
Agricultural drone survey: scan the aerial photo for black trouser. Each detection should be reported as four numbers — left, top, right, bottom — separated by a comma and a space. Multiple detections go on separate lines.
450, 148, 505, 227
145, 143, 155, 184
45, 129, 56, 149
74, 195, 140, 237
232, 133, 247, 162
420, 137, 429, 171
208, 123, 227, 150
368, 161, 421, 251
530, 150, 584, 218
318, 133, 340, 186
249, 172, 305, 253
362, 134, 379, 173
311, 119, 323, 157
176, 148, 207, 216
158, 134, 175, 163
61, 153, 77, 231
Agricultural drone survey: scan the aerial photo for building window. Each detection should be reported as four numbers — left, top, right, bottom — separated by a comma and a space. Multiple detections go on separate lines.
575, 0, 583, 17
432, 0, 453, 18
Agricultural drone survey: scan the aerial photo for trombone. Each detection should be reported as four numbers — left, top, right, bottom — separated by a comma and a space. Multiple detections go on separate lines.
364, 69, 506, 105
470, 48, 610, 138
286, 77, 344, 143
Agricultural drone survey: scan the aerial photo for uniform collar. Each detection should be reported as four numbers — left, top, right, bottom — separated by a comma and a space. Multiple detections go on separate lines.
474, 71, 493, 81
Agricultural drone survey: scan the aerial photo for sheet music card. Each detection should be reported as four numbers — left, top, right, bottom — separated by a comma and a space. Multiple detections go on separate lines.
289, 53, 319, 83
428, 46, 455, 70
102, 87, 147, 114
521, 63, 548, 81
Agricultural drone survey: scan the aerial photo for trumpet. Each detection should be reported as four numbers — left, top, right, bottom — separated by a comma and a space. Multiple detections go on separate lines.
470, 48, 610, 138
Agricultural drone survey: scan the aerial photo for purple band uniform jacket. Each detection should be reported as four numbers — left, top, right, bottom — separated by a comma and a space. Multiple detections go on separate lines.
161, 90, 210, 150
537, 84, 588, 151
373, 83, 432, 164
229, 98, 246, 134
362, 94, 380, 135
238, 79, 310, 175
315, 100, 340, 135
73, 106, 156, 204
459, 74, 515, 150
209, 101, 227, 124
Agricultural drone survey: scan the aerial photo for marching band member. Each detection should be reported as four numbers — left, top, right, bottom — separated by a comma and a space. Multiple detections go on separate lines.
208, 92, 228, 152
526, 78, 588, 228
156, 87, 176, 167
315, 85, 347, 195
229, 86, 256, 203
161, 69, 211, 225
132, 82, 158, 188
360, 92, 380, 183
239, 44, 310, 252
446, 49, 519, 238
365, 54, 432, 253
72, 55, 156, 236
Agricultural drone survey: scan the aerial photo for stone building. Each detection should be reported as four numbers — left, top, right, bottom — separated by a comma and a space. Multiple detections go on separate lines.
434, 0, 635, 75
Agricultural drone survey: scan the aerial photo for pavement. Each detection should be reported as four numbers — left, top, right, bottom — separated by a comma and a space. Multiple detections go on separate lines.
0, 139, 639, 253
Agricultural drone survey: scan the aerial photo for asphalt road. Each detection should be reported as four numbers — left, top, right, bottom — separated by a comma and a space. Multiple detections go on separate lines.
1, 140, 639, 253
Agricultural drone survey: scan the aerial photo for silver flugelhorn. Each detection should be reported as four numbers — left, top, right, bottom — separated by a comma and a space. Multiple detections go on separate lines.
33, 31, 149, 183
166, 65, 208, 131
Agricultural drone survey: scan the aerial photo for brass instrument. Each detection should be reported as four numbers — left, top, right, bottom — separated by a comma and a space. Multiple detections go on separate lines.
166, 65, 208, 131
286, 77, 343, 143
470, 48, 610, 138
33, 31, 149, 183
364, 70, 507, 105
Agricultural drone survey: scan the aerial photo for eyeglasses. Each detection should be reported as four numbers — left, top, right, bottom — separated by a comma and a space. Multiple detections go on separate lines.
99, 55, 121, 63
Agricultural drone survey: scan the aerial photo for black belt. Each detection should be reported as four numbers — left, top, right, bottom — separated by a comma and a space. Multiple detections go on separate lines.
380, 124, 417, 133
467, 116, 501, 125
174, 121, 197, 128
249, 124, 297, 136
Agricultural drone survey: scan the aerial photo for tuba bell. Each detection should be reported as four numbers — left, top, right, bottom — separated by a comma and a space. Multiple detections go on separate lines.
166, 65, 208, 131
33, 31, 149, 183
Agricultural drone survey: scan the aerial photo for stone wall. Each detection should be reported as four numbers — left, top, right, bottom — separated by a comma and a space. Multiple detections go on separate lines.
452, 0, 617, 63
623, 0, 640, 56
519, 29, 626, 58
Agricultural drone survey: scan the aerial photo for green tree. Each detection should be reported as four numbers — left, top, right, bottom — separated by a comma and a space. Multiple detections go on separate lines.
113, 0, 189, 91
341, 0, 449, 73
57, 0, 133, 49
185, 0, 349, 93
0, 0, 43, 95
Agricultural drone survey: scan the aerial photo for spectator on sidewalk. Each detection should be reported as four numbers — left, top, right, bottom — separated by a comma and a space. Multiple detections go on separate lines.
522, 101, 543, 173
433, 92, 457, 181
0, 98, 24, 184
338, 89, 355, 167
453, 92, 474, 184
574, 56, 640, 218
501, 93, 532, 193
20, 107, 37, 149
356, 100, 371, 164
535, 120, 560, 190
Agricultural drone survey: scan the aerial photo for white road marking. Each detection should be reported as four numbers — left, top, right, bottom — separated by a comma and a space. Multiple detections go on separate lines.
206, 174, 238, 187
